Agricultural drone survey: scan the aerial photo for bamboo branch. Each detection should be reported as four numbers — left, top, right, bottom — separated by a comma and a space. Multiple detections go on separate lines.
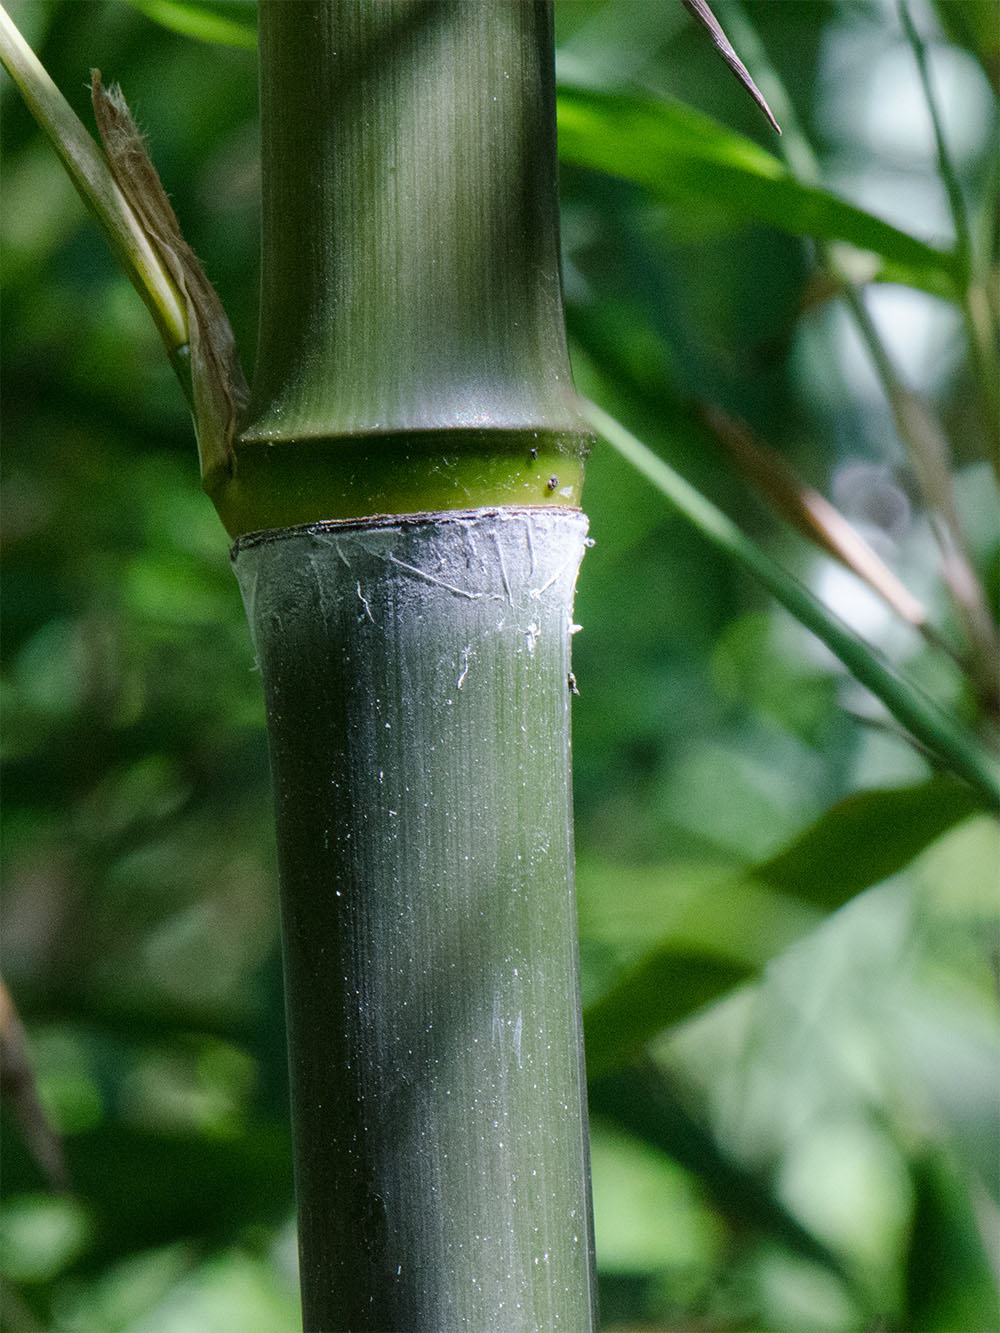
0, 4, 249, 486
701, 403, 961, 658
0, 4, 187, 357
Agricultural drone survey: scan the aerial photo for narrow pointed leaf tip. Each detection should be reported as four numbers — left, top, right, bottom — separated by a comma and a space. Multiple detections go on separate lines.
91, 70, 248, 488
681, 0, 781, 133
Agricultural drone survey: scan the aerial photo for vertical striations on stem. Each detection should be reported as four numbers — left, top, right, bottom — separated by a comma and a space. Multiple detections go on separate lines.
233, 509, 597, 1331
214, 1, 591, 535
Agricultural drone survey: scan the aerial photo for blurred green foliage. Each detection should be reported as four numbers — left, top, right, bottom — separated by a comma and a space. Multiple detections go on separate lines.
2, 1, 997, 1329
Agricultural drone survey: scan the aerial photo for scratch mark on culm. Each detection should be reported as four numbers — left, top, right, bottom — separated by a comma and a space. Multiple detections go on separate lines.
457, 644, 472, 689
525, 522, 537, 580
308, 549, 339, 628
356, 582, 375, 623
531, 553, 577, 599
314, 535, 353, 569
494, 531, 514, 607
386, 555, 493, 600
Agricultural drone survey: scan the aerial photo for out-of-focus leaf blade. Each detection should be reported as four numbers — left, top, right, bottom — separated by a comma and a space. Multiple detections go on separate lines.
585, 953, 754, 1080
3, 1121, 293, 1269
583, 778, 980, 1078
589, 1062, 858, 1290
557, 88, 961, 298
903, 1150, 1000, 1330
577, 858, 820, 978
929, 0, 999, 96
126, 0, 257, 49
757, 777, 982, 908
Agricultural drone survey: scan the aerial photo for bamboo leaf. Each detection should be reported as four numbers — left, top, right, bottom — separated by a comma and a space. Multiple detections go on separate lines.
125, 0, 257, 50
588, 1062, 858, 1287
903, 1151, 1000, 1329
756, 776, 983, 908
583, 778, 982, 1078
556, 88, 961, 297
585, 953, 756, 1079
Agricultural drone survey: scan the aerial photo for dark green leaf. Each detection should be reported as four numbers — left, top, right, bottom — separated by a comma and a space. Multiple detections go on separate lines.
557, 88, 961, 298
757, 777, 983, 909
903, 1150, 1000, 1331
585, 952, 754, 1080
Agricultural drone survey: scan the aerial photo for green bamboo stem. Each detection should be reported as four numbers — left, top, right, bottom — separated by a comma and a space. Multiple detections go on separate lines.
233, 509, 596, 1331
214, 0, 591, 536
228, 4, 598, 1326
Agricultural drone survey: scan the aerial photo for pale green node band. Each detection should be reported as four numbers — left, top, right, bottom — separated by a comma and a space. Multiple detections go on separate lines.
218, 0, 591, 535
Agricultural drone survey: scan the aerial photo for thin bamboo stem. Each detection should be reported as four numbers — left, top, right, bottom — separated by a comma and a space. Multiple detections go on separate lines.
718, 0, 1000, 708
585, 400, 1000, 808
897, 0, 1000, 453
0, 3, 188, 361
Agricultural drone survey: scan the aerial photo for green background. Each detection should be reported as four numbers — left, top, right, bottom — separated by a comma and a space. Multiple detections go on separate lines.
2, 1, 997, 1328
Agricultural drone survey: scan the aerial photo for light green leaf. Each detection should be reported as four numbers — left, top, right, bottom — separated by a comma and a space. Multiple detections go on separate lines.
126, 0, 257, 50
557, 87, 961, 298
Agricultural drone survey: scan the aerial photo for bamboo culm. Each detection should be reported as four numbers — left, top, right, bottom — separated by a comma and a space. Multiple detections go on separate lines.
233, 507, 597, 1331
